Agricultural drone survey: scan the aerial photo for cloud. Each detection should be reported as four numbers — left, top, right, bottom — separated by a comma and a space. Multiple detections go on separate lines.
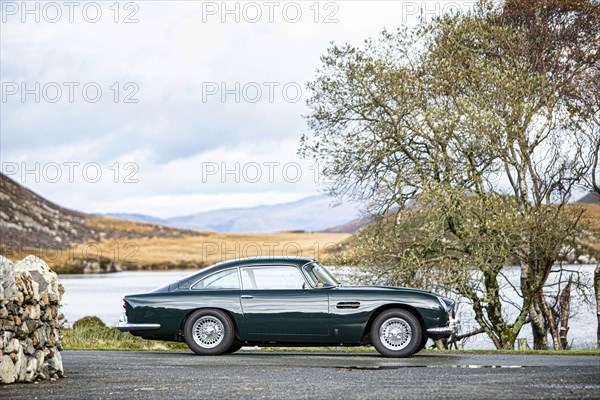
1, 1, 473, 216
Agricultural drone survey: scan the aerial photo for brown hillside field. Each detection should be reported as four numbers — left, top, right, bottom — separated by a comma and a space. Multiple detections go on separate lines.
5, 231, 350, 270
573, 203, 600, 252
82, 231, 351, 265
575, 203, 600, 229
85, 215, 203, 237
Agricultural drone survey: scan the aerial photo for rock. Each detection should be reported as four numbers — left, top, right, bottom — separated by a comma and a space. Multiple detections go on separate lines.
28, 304, 41, 320
5, 338, 20, 354
16, 347, 27, 382
34, 350, 45, 367
25, 319, 39, 333
1, 255, 64, 384
2, 318, 15, 331
577, 254, 591, 264
15, 320, 30, 338
14, 256, 63, 303
6, 303, 19, 315
24, 357, 38, 381
46, 349, 63, 377
40, 290, 49, 306
0, 331, 11, 348
15, 271, 40, 303
0, 256, 17, 301
14, 255, 51, 279
0, 354, 17, 384
41, 307, 52, 321
24, 338, 35, 355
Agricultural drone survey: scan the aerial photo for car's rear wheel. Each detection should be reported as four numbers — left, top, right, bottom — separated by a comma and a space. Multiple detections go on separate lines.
371, 309, 422, 357
184, 309, 234, 355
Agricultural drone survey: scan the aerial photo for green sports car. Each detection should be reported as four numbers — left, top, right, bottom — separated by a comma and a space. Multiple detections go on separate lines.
117, 257, 458, 357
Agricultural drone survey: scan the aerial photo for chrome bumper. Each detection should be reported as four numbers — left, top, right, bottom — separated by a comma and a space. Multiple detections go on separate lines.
426, 317, 459, 336
116, 314, 160, 332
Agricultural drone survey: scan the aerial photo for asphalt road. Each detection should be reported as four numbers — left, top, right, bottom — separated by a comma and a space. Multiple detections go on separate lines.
2, 351, 599, 399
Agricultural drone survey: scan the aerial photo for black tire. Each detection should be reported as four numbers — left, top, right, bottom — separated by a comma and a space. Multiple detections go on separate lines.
224, 340, 243, 354
371, 309, 422, 358
184, 309, 235, 355
417, 334, 429, 353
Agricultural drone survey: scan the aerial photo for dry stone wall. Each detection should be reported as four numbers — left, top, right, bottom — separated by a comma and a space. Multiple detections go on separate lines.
0, 255, 64, 384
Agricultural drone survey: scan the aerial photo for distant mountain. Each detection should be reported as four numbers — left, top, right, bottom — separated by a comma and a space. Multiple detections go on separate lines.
321, 216, 370, 234
99, 196, 360, 233
96, 213, 167, 225
165, 196, 360, 233
0, 173, 200, 249
576, 191, 600, 205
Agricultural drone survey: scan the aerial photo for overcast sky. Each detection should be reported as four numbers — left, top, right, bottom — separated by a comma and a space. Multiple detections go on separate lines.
1, 1, 476, 218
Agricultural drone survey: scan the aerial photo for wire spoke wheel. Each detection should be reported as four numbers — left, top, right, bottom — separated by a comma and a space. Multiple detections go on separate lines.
184, 309, 234, 355
372, 309, 421, 357
379, 317, 412, 351
192, 316, 225, 349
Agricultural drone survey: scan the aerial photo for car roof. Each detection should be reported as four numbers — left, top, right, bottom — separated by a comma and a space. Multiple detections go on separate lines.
168, 257, 320, 290
207, 256, 317, 272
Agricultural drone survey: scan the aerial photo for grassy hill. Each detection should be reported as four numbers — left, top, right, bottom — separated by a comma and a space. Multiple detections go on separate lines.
0, 173, 349, 273
576, 203, 600, 254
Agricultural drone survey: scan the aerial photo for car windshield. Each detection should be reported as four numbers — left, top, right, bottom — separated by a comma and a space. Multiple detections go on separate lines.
302, 263, 340, 288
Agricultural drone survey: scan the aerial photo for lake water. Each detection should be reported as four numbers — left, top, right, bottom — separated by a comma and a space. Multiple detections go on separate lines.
59, 265, 598, 350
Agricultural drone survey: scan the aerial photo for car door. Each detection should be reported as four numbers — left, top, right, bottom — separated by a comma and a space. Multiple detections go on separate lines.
239, 265, 330, 342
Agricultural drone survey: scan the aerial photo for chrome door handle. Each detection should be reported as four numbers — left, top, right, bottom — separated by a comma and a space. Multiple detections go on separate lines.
241, 295, 254, 299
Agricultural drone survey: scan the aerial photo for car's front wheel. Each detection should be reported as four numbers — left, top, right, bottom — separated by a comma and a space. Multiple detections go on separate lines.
184, 309, 235, 355
371, 309, 422, 357
224, 340, 243, 354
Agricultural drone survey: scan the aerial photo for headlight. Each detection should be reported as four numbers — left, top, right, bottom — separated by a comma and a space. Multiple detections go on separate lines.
437, 296, 455, 316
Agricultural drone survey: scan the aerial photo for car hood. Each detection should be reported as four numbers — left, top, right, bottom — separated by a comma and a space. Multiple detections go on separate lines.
335, 285, 454, 309
334, 285, 435, 295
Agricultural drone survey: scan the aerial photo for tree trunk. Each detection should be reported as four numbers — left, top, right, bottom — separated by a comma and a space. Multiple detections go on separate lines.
558, 276, 572, 350
434, 338, 448, 350
539, 293, 562, 350
595, 264, 600, 350
529, 297, 548, 350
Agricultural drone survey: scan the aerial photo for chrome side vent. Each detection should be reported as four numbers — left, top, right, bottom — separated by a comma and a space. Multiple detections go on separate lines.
336, 301, 360, 309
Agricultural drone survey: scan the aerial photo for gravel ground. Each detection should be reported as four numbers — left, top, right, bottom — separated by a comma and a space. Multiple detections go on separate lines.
2, 351, 599, 399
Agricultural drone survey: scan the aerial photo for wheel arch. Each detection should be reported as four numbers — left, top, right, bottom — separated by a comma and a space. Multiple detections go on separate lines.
361, 303, 426, 344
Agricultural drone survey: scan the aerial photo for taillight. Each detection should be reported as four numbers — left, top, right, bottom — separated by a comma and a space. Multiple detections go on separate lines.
123, 297, 126, 310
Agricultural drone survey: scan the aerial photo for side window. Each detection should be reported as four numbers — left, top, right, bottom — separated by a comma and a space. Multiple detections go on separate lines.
241, 266, 306, 290
192, 269, 240, 290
